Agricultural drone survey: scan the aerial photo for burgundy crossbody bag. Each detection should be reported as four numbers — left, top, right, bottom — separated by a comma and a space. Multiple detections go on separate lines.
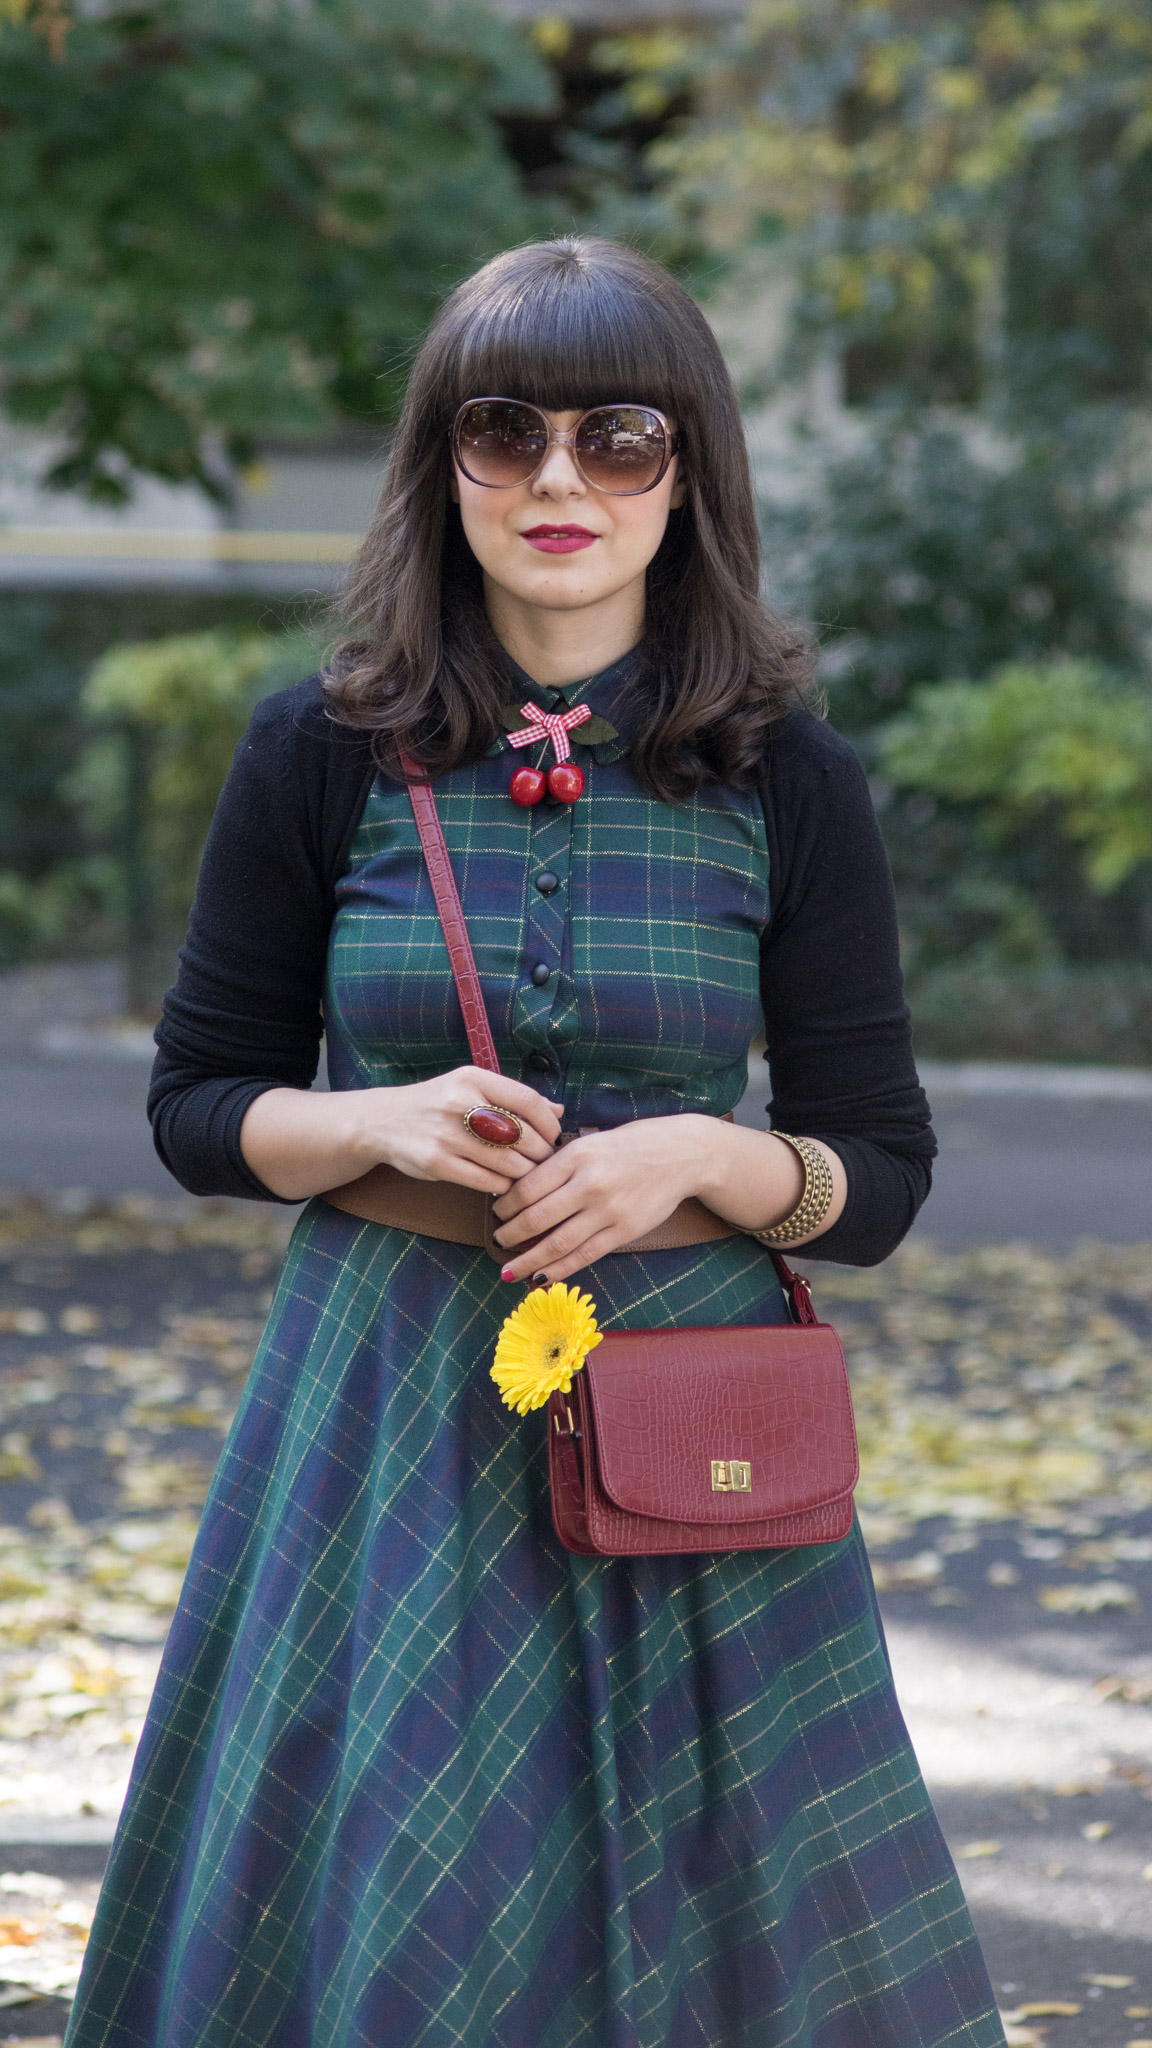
403, 763, 859, 1556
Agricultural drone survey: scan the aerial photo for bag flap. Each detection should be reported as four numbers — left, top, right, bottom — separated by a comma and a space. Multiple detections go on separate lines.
583, 1325, 857, 1524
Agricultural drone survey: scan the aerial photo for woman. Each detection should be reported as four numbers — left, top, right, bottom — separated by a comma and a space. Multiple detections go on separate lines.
66, 238, 1004, 2048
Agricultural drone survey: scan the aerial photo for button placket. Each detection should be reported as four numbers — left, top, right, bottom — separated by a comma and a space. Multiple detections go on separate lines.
512, 766, 575, 1089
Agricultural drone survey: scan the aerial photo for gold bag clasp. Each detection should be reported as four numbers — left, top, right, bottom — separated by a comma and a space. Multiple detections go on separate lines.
711, 1459, 752, 1493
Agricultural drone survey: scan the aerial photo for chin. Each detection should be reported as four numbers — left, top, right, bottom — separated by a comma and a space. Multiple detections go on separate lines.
504, 567, 609, 607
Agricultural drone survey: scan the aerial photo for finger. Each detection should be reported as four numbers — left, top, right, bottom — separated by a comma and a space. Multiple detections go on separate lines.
534, 1227, 626, 1282
492, 1153, 576, 1225
500, 1221, 623, 1284
439, 1159, 516, 1197
509, 1125, 555, 1165
457, 1070, 562, 1145
494, 1187, 589, 1249
453, 1132, 539, 1179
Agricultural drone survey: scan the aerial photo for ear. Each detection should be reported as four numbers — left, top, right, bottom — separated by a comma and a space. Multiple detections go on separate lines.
669, 468, 687, 510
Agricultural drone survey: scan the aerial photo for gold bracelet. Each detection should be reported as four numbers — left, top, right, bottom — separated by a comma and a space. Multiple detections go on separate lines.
748, 1133, 835, 1247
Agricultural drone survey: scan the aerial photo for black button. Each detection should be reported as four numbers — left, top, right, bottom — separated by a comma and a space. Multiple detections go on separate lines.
534, 871, 559, 895
528, 1050, 555, 1074
531, 963, 551, 987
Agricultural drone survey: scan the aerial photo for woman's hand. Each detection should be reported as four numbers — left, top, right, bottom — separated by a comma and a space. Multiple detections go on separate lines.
239, 1066, 561, 1203
492, 1115, 845, 1283
366, 1068, 561, 1191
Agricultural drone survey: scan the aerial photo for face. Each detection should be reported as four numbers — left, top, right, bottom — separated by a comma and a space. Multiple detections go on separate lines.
450, 407, 686, 620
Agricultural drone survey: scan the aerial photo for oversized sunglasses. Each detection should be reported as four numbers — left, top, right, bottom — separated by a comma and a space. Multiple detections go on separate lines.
452, 397, 680, 496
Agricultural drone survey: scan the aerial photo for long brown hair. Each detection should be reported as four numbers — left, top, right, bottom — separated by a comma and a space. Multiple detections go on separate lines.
326, 237, 813, 798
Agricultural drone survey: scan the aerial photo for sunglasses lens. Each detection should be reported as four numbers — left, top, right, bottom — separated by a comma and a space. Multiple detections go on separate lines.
575, 407, 668, 492
455, 401, 547, 486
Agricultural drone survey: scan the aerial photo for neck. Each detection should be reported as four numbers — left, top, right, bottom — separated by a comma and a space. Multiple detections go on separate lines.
482, 573, 645, 688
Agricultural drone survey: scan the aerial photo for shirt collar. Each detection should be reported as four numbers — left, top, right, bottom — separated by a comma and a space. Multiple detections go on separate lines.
499, 645, 641, 763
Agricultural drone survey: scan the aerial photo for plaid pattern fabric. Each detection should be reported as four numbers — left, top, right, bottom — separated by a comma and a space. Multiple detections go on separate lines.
66, 659, 1004, 2048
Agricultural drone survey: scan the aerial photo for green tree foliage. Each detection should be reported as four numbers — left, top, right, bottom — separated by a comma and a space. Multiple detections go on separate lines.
0, 0, 551, 501
871, 663, 1152, 998
635, 1, 1152, 1039
79, 628, 322, 960
762, 414, 1141, 728
654, 1, 1152, 411
881, 663, 1152, 895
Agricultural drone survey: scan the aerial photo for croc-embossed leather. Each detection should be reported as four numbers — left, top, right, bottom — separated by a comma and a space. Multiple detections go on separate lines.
547, 1307, 857, 1555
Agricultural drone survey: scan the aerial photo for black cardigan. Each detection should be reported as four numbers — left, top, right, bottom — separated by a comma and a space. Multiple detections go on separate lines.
148, 675, 935, 1266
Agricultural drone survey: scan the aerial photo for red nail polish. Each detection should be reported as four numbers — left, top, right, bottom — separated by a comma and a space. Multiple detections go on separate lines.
500, 1266, 516, 1282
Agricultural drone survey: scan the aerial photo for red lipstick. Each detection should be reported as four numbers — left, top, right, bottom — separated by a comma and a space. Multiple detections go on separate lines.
521, 524, 598, 554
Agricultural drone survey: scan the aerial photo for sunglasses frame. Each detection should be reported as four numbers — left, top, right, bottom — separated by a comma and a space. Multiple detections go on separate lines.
451, 397, 680, 497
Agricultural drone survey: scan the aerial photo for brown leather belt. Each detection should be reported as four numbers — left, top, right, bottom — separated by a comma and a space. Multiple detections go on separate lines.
322, 1118, 740, 1263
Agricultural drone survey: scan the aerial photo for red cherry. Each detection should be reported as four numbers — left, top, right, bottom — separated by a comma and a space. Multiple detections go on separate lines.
509, 765, 546, 807
547, 762, 585, 803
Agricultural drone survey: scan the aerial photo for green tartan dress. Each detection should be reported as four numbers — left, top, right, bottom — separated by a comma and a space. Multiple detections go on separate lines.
65, 661, 1004, 2048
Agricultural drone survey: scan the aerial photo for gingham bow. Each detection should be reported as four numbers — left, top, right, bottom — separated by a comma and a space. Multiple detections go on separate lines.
506, 700, 593, 764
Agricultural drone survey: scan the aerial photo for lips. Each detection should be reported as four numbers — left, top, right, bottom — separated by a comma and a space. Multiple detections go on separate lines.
520, 524, 599, 555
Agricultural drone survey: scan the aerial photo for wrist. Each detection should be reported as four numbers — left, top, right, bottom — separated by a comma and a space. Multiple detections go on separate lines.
691, 1121, 805, 1229
329, 1086, 396, 1173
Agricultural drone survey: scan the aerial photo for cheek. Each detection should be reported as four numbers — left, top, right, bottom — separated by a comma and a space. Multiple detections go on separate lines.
454, 485, 509, 568
611, 494, 674, 570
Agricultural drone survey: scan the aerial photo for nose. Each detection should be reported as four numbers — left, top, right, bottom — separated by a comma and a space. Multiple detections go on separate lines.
532, 439, 586, 499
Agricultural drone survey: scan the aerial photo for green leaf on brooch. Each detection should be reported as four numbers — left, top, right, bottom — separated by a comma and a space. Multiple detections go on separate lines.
497, 701, 618, 745
574, 715, 619, 746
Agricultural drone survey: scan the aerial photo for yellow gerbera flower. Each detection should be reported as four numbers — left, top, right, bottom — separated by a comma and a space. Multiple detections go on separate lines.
491, 1282, 603, 1415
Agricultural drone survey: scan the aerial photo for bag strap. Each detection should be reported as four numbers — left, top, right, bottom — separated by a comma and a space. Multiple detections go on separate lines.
399, 749, 500, 1075
769, 1254, 818, 1326
399, 751, 818, 1327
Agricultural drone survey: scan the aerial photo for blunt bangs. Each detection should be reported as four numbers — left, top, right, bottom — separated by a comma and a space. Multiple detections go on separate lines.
439, 242, 698, 419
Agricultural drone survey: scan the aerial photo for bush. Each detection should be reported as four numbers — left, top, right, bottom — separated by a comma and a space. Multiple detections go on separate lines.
880, 662, 1152, 894
907, 963, 1152, 1066
873, 661, 1152, 990
77, 627, 324, 1002
760, 415, 1142, 732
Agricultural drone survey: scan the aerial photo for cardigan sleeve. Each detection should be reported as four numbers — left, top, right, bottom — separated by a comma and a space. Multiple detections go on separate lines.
146, 677, 376, 1199
757, 709, 935, 1266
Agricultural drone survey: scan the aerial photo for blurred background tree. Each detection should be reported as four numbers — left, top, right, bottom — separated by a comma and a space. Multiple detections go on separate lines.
0, 0, 551, 502
620, 0, 1152, 1057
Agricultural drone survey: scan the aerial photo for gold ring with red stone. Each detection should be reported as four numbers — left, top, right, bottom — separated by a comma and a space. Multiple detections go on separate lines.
463, 1104, 524, 1148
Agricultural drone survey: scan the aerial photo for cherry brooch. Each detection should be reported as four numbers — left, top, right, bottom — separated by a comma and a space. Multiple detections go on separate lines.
506, 701, 593, 806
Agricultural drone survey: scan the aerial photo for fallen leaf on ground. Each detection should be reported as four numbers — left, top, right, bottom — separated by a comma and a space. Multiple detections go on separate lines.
999, 2024, 1044, 2047
1002, 2003, 1081, 2019
869, 1552, 942, 1591
1038, 1582, 1139, 1614
1081, 1820, 1113, 1840
1126, 2009, 1152, 2020
1083, 1974, 1137, 1988
1094, 1676, 1152, 1705
956, 1840, 1001, 1859
0, 1918, 39, 1945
